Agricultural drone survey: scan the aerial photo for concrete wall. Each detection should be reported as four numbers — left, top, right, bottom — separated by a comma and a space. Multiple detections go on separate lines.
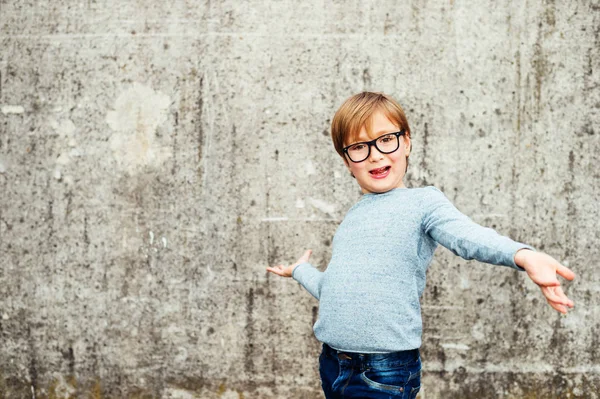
1, 1, 598, 398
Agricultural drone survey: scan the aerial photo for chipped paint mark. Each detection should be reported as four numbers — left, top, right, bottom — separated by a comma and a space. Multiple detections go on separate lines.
471, 321, 486, 340
441, 343, 470, 350
162, 237, 167, 248
163, 388, 196, 399
218, 389, 246, 399
149, 231, 154, 245
307, 197, 336, 215
460, 276, 470, 289
1, 105, 24, 114
174, 347, 188, 363
56, 119, 76, 137
56, 152, 70, 165
261, 217, 289, 222
47, 120, 81, 177
107, 83, 172, 172
295, 198, 305, 208
69, 148, 82, 158
304, 160, 316, 175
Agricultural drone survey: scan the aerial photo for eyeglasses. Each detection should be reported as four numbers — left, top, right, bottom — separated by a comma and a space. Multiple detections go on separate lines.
342, 130, 406, 163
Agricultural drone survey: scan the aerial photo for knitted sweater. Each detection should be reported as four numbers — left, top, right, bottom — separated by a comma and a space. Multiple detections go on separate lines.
292, 186, 534, 353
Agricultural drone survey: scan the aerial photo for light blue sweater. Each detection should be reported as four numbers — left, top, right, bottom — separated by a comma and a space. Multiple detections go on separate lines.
292, 186, 535, 353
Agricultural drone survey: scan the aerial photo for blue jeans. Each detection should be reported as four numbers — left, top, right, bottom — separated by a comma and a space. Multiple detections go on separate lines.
319, 343, 421, 399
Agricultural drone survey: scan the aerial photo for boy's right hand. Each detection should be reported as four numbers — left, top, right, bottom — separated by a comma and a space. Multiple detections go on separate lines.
266, 249, 313, 278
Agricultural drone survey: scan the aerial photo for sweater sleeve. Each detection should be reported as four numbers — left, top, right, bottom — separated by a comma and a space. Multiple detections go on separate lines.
292, 262, 324, 300
421, 187, 535, 270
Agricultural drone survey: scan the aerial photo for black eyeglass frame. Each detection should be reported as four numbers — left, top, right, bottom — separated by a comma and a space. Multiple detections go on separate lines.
342, 129, 406, 163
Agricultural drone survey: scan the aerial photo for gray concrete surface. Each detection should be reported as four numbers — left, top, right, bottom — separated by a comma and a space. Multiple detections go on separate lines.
0, 1, 599, 398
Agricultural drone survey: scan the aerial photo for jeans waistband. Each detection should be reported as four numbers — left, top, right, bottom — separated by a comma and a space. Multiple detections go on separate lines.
323, 343, 419, 368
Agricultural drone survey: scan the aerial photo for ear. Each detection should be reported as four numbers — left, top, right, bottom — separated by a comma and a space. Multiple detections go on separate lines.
404, 135, 411, 157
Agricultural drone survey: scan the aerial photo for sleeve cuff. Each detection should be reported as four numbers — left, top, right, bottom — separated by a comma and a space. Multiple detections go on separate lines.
292, 262, 312, 280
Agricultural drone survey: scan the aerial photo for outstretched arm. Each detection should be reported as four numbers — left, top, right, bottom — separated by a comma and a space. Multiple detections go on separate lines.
422, 187, 575, 314
422, 187, 535, 269
266, 249, 323, 299
514, 249, 575, 314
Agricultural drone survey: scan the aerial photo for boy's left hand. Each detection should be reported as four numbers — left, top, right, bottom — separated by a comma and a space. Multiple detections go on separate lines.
515, 249, 576, 314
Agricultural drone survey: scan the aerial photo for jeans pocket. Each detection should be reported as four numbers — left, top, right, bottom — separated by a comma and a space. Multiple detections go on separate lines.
360, 357, 422, 398
360, 366, 412, 395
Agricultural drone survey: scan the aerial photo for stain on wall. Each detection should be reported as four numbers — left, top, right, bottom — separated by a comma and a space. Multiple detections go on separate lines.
107, 82, 172, 173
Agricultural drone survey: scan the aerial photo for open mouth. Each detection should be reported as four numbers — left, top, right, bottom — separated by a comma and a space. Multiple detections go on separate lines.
369, 166, 391, 177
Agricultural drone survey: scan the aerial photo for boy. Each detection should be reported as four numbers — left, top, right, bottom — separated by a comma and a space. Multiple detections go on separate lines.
266, 92, 575, 398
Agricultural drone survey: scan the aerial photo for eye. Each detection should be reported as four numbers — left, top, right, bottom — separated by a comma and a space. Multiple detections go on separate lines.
349, 144, 365, 151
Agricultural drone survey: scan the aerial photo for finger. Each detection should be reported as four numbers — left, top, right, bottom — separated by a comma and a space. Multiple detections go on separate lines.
544, 286, 573, 307
546, 299, 567, 314
299, 249, 313, 262
552, 285, 573, 306
554, 285, 575, 307
540, 270, 561, 286
529, 269, 560, 286
556, 264, 576, 281
541, 279, 561, 287
266, 266, 284, 276
541, 286, 567, 305
548, 286, 572, 306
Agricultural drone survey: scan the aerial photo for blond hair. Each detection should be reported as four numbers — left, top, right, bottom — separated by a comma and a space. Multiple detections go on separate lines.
331, 92, 411, 169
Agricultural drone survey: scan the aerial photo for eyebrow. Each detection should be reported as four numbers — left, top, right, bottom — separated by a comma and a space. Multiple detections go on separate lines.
374, 129, 395, 135
352, 130, 398, 143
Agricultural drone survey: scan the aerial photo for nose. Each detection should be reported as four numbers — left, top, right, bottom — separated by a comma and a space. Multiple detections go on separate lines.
368, 143, 385, 161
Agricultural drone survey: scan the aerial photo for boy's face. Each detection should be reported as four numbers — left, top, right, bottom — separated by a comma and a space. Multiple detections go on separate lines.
343, 110, 411, 195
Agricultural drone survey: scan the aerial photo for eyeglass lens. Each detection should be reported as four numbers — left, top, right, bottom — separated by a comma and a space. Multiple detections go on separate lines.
346, 133, 399, 162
